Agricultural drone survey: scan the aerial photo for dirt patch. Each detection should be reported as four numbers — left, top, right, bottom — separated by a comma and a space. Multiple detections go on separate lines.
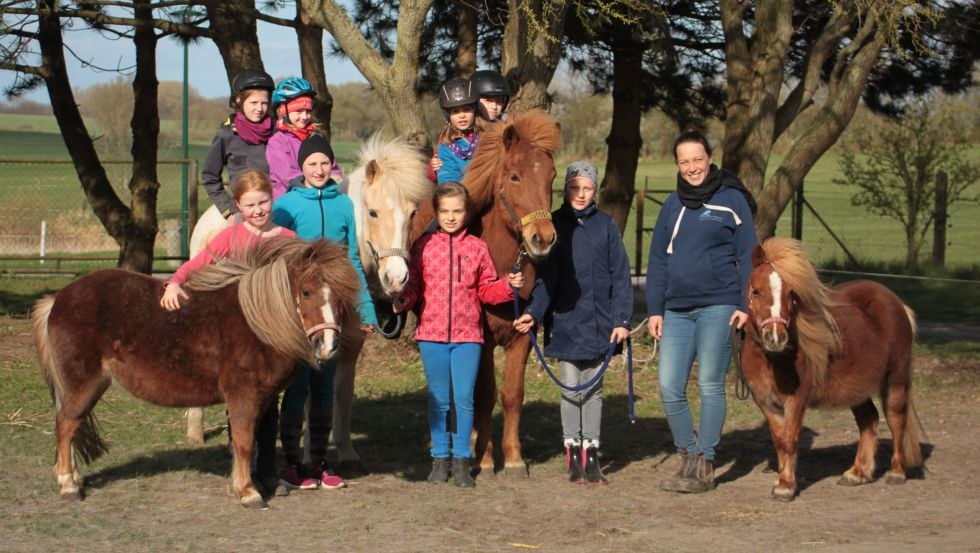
2, 316, 979, 553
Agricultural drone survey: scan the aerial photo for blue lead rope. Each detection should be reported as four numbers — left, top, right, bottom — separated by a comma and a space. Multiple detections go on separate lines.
511, 279, 636, 424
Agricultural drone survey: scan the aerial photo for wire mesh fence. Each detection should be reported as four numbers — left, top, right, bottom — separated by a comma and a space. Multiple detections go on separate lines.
0, 159, 197, 274
1, 161, 976, 278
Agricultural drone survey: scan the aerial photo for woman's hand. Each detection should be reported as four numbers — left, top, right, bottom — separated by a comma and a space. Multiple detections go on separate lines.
507, 271, 524, 288
729, 310, 748, 329
360, 324, 374, 334
512, 313, 535, 334
609, 326, 630, 344
647, 315, 663, 340
160, 283, 188, 311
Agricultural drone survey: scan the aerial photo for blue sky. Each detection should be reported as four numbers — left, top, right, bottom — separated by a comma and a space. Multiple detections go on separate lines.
1, 19, 366, 103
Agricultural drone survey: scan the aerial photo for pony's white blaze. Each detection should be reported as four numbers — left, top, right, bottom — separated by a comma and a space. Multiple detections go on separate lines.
316, 286, 340, 358
377, 194, 409, 295
769, 271, 783, 322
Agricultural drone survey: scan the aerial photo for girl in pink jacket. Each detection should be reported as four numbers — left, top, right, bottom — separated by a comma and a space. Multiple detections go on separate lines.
393, 182, 522, 488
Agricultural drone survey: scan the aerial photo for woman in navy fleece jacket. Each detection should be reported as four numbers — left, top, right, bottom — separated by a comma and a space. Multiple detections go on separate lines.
646, 129, 757, 494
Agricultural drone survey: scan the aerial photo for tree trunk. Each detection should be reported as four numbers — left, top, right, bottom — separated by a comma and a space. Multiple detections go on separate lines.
456, 2, 478, 77
303, 0, 434, 148
38, 0, 141, 269
720, 1, 891, 240
205, 0, 264, 86
598, 23, 644, 235
121, 0, 160, 272
500, 0, 567, 112
296, 0, 333, 141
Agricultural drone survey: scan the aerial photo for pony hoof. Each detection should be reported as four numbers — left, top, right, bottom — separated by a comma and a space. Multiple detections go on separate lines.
185, 435, 205, 447
60, 488, 82, 501
240, 492, 267, 509
500, 463, 530, 479
770, 487, 795, 502
836, 472, 867, 487
885, 473, 907, 485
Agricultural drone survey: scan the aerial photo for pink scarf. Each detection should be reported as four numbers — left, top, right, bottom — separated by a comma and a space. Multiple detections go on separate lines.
234, 112, 275, 145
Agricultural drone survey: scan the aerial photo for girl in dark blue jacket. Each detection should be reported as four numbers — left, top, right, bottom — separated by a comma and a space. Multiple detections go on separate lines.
646, 129, 757, 494
514, 161, 633, 484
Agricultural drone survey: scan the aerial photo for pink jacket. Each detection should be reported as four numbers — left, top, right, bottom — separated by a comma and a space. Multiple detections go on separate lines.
401, 228, 513, 344
169, 223, 296, 286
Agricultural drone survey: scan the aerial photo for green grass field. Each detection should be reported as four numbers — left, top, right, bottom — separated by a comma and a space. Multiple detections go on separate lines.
1, 116, 978, 276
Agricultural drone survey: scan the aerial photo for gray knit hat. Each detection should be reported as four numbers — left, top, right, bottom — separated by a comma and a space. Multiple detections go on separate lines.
564, 160, 598, 186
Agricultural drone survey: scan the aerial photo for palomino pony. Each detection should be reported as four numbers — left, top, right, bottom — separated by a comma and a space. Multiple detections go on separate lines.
739, 237, 923, 501
411, 110, 560, 474
184, 135, 431, 474
33, 238, 359, 508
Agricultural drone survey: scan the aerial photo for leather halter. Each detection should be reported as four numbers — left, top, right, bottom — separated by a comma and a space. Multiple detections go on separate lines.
365, 240, 408, 266
306, 322, 342, 339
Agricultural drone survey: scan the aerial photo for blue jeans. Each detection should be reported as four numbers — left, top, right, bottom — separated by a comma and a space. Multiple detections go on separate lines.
419, 341, 481, 459
281, 359, 337, 414
657, 305, 735, 460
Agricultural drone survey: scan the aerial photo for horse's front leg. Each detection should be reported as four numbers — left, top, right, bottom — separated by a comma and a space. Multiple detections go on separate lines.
473, 345, 497, 473
332, 332, 366, 474
499, 335, 531, 476
226, 400, 265, 509
839, 398, 879, 486
770, 396, 806, 501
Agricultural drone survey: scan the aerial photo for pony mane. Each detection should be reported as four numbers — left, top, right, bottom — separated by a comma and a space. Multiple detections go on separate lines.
761, 237, 842, 388
463, 109, 561, 209
186, 237, 359, 364
343, 132, 432, 203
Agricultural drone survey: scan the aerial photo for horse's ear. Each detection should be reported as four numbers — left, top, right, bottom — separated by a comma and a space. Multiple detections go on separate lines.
752, 245, 767, 267
365, 160, 380, 185
502, 125, 520, 149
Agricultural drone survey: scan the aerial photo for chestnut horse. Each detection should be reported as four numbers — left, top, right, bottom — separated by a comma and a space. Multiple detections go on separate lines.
740, 237, 923, 501
411, 110, 560, 474
33, 238, 359, 508
185, 136, 432, 472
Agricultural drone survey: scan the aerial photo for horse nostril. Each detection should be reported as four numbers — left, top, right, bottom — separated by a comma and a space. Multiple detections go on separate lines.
398, 273, 408, 285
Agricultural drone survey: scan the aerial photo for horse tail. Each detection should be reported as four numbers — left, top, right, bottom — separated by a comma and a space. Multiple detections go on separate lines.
32, 297, 62, 408
903, 391, 924, 469
31, 296, 109, 464
903, 304, 918, 338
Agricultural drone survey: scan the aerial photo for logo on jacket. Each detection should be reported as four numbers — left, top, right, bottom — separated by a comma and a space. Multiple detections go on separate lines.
699, 209, 722, 222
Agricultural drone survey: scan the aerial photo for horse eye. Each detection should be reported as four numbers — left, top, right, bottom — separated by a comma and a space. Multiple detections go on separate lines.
368, 210, 379, 218
510, 173, 520, 183
751, 288, 760, 296
410, 209, 417, 219
302, 289, 312, 298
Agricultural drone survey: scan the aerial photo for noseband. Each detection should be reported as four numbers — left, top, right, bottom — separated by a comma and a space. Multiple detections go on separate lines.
759, 316, 790, 328
306, 322, 342, 339
365, 240, 408, 266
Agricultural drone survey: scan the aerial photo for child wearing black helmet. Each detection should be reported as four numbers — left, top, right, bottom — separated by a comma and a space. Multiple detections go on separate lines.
433, 77, 480, 185
470, 69, 511, 124
201, 69, 276, 220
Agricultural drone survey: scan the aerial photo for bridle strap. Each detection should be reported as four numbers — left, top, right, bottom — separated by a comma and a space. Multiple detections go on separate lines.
366, 240, 409, 265
306, 322, 342, 338
498, 185, 552, 230
759, 316, 790, 328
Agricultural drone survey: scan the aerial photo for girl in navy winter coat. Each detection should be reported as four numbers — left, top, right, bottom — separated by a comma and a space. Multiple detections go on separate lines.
513, 161, 633, 485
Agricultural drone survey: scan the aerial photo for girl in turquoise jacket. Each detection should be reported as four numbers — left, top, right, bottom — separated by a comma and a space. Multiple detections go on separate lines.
270, 133, 377, 492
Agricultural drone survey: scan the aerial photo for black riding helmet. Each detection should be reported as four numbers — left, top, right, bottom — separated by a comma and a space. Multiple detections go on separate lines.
439, 77, 477, 117
232, 69, 275, 95
471, 69, 511, 112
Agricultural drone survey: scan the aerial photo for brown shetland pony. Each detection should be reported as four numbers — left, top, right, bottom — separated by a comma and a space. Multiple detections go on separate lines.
33, 238, 359, 508
412, 110, 560, 474
740, 237, 923, 501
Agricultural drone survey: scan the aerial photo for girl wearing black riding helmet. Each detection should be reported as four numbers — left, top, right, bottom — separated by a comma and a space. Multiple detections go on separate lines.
202, 68, 276, 220
470, 69, 511, 124
432, 77, 481, 184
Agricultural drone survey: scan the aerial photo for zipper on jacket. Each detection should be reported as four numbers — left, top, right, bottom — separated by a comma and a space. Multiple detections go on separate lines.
447, 233, 454, 340
457, 255, 462, 283
318, 188, 326, 238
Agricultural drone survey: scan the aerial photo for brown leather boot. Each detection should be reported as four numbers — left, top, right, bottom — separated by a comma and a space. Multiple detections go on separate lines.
677, 454, 715, 493
659, 451, 694, 492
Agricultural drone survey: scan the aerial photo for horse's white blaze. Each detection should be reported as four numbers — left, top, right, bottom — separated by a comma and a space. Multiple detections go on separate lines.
317, 286, 339, 358
769, 271, 783, 322
378, 199, 409, 294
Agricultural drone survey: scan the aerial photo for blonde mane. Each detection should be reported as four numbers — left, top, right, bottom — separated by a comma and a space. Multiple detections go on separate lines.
186, 237, 359, 364
342, 133, 432, 204
462, 109, 561, 209
760, 237, 842, 388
